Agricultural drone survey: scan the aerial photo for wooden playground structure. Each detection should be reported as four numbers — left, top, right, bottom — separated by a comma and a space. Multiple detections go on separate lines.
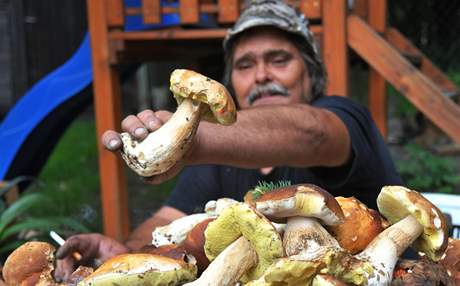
86, 0, 460, 240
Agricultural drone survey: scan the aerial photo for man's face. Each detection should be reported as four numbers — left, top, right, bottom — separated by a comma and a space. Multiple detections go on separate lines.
230, 28, 312, 109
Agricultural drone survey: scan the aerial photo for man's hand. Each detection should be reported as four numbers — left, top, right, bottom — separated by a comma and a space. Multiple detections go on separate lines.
53, 233, 129, 282
101, 109, 171, 151
101, 109, 184, 184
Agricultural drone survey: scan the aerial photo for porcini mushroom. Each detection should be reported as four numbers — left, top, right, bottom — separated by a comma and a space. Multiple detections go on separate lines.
377, 185, 448, 261
391, 258, 455, 285
327, 196, 387, 254
78, 253, 197, 286
199, 203, 284, 284
332, 185, 450, 285
181, 218, 214, 273
2, 241, 56, 286
438, 238, 460, 285
121, 69, 236, 177
245, 183, 345, 258
152, 213, 213, 247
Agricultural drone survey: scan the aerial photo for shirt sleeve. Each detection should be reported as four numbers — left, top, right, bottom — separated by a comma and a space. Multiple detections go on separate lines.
164, 165, 224, 214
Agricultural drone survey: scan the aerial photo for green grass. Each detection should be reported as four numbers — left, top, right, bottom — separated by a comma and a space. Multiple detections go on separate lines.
27, 117, 102, 231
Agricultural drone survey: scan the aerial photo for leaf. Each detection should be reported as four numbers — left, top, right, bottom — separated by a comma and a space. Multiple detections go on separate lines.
0, 239, 26, 256
250, 180, 292, 200
0, 193, 50, 234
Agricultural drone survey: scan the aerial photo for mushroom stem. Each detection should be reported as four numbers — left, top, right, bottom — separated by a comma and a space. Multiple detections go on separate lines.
284, 216, 341, 259
354, 214, 423, 285
121, 98, 203, 177
184, 237, 257, 286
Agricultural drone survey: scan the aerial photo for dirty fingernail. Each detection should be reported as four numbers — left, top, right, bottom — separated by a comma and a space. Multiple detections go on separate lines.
134, 127, 147, 137
108, 139, 120, 149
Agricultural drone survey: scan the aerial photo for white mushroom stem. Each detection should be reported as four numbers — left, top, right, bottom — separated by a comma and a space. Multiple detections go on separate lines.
354, 214, 423, 285
283, 216, 342, 260
121, 98, 203, 177
184, 237, 257, 286
152, 213, 213, 247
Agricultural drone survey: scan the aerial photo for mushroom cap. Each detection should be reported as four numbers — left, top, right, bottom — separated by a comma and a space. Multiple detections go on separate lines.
260, 258, 322, 285
327, 197, 386, 254
2, 241, 55, 286
182, 218, 214, 273
392, 258, 455, 286
246, 184, 345, 225
79, 253, 197, 286
438, 238, 460, 285
377, 186, 448, 261
204, 202, 284, 282
170, 69, 236, 125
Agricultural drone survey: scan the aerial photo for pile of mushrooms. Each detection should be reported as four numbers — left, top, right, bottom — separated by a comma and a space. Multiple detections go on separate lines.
2, 185, 459, 285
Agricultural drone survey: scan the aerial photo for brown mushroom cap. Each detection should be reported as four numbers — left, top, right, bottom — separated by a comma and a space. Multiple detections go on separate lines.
245, 184, 344, 225
170, 69, 236, 125
327, 197, 386, 254
182, 218, 214, 273
392, 258, 455, 285
438, 238, 460, 284
377, 186, 449, 261
2, 241, 55, 286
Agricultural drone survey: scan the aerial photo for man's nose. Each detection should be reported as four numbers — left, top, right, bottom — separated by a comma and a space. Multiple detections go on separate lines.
255, 63, 271, 83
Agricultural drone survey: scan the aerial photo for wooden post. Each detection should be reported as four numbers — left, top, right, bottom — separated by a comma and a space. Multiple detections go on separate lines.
87, 0, 129, 241
322, 0, 348, 96
368, 0, 387, 138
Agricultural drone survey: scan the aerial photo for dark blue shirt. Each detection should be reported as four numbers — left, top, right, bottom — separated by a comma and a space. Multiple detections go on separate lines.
166, 96, 402, 213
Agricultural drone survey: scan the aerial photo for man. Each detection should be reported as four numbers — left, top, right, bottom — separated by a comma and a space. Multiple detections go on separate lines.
54, 0, 402, 280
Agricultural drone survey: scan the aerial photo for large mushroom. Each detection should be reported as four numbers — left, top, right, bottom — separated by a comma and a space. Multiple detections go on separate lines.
245, 183, 345, 258
327, 196, 387, 254
190, 202, 284, 285
120, 69, 236, 177
391, 258, 454, 285
437, 238, 460, 284
334, 185, 450, 285
2, 241, 56, 286
77, 253, 197, 286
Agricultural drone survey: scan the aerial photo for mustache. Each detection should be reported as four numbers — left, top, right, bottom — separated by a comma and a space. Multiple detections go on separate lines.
247, 83, 289, 105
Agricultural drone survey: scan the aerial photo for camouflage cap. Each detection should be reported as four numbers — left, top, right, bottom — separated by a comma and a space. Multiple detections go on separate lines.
223, 0, 319, 58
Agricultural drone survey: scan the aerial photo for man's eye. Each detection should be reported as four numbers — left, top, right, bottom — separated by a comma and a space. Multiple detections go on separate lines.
235, 62, 253, 70
272, 57, 289, 66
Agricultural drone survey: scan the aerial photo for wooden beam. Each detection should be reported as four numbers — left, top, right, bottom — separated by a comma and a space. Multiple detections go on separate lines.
109, 25, 323, 41
180, 0, 199, 24
386, 28, 459, 98
142, 0, 161, 24
218, 0, 239, 23
322, 0, 348, 96
87, 0, 129, 240
299, 0, 322, 21
105, 0, 125, 27
347, 15, 460, 144
368, 0, 387, 138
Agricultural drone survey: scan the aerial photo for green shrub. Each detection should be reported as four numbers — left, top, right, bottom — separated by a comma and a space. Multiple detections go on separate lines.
396, 143, 460, 193
0, 189, 89, 259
